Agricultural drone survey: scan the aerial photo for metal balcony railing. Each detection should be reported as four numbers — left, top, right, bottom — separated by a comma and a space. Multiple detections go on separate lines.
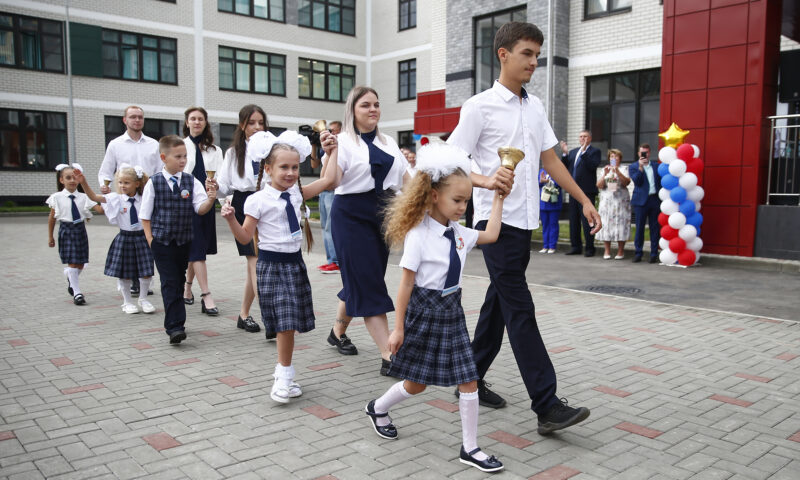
767, 114, 800, 205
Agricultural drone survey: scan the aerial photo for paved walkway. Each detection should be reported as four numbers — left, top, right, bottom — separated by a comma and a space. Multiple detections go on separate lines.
1, 217, 799, 479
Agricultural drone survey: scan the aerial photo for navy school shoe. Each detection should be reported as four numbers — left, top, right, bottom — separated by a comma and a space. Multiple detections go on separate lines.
459, 446, 503, 472
365, 400, 397, 440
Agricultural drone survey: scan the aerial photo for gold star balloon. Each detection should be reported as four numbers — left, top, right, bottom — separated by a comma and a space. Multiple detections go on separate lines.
659, 122, 690, 148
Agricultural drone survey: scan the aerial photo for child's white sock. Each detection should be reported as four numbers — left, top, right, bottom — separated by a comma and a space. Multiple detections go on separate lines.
66, 267, 82, 296
138, 277, 151, 301
459, 390, 488, 461
274, 363, 295, 388
118, 279, 133, 304
374, 381, 413, 427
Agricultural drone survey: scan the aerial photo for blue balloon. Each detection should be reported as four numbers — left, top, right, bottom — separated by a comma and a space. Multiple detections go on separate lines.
661, 174, 678, 190
670, 186, 687, 203
658, 162, 670, 178
687, 212, 703, 228
679, 199, 696, 216
412, 134, 422, 141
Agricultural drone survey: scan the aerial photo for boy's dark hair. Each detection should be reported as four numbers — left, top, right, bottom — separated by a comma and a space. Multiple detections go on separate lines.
159, 134, 185, 154
494, 21, 544, 61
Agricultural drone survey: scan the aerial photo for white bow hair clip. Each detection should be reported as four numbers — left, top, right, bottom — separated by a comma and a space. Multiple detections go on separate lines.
118, 163, 145, 179
246, 130, 313, 166
415, 143, 472, 183
54, 164, 69, 172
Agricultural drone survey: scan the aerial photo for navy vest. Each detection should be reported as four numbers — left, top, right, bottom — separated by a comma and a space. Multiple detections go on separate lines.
150, 173, 194, 246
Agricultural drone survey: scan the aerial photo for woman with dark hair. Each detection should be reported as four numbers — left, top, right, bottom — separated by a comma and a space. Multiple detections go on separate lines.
322, 86, 410, 375
182, 107, 223, 316
208, 104, 267, 334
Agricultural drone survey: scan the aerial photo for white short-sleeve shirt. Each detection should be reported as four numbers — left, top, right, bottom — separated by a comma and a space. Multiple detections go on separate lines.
46, 190, 96, 223
103, 192, 143, 231
243, 183, 303, 253
448, 81, 559, 231
139, 170, 209, 220
216, 145, 259, 196
97, 132, 161, 185
399, 214, 480, 291
334, 132, 408, 195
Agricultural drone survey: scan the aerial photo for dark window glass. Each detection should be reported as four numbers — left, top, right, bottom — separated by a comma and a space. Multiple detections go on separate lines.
398, 58, 416, 101
218, 46, 286, 96
0, 12, 63, 72
0, 108, 67, 170
101, 28, 177, 84
218, 0, 285, 22
399, 0, 416, 30
473, 6, 527, 94
103, 116, 179, 147
298, 57, 355, 102
585, 68, 660, 160
397, 130, 415, 151
585, 0, 632, 19
298, 0, 355, 35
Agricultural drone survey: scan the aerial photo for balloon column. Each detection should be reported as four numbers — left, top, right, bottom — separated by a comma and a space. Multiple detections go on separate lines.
656, 123, 704, 266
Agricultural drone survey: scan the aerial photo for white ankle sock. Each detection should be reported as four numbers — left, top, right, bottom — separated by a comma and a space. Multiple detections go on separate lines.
139, 277, 151, 300
374, 381, 413, 427
66, 267, 82, 295
118, 279, 133, 304
459, 390, 488, 461
273, 364, 295, 388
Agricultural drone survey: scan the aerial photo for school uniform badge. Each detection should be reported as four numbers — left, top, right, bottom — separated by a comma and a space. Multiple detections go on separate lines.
181, 190, 190, 199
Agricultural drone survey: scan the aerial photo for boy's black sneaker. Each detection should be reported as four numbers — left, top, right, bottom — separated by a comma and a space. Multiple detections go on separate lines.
537, 398, 590, 435
169, 331, 187, 345
454, 379, 506, 408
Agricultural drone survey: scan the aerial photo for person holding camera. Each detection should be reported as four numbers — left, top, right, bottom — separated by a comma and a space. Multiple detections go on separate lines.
628, 143, 661, 263
595, 149, 631, 259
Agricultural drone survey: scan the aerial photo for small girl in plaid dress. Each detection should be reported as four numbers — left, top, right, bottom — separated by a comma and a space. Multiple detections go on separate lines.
221, 129, 340, 404
76, 165, 156, 315
365, 143, 508, 473
47, 164, 102, 305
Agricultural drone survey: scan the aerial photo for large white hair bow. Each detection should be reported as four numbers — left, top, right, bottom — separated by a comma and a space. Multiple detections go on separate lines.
415, 143, 472, 183
117, 163, 145, 178
55, 163, 83, 172
246, 130, 313, 165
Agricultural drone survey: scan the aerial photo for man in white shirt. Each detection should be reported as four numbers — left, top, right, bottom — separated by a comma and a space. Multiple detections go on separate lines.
448, 21, 601, 435
98, 106, 161, 194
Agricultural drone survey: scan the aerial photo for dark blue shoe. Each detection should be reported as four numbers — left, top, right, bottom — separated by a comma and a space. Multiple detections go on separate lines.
365, 400, 397, 440
459, 446, 503, 472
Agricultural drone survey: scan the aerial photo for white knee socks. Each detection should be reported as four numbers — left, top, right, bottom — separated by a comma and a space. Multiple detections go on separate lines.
118, 279, 133, 304
459, 390, 488, 461
139, 277, 151, 301
374, 381, 413, 427
65, 267, 82, 295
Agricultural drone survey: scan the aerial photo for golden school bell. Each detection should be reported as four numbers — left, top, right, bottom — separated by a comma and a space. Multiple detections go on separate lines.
497, 146, 524, 171
312, 119, 328, 133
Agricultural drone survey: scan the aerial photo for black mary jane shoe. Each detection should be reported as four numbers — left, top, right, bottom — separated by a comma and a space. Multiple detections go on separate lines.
365, 400, 398, 440
459, 446, 503, 473
200, 293, 219, 316
237, 315, 261, 333
327, 328, 358, 355
73, 294, 86, 305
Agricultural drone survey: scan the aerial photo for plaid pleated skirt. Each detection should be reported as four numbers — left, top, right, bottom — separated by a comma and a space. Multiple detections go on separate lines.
104, 230, 154, 279
388, 286, 479, 387
256, 250, 315, 333
58, 221, 89, 265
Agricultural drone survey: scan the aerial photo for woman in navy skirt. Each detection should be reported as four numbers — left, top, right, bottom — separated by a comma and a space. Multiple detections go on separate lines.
209, 105, 266, 334
182, 107, 223, 316
323, 86, 409, 375
365, 143, 506, 473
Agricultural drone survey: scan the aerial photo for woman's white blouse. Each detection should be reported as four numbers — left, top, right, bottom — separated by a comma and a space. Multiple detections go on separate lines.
334, 132, 408, 195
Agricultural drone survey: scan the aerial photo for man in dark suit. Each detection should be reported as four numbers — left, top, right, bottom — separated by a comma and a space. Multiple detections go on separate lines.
561, 130, 601, 256
628, 143, 661, 263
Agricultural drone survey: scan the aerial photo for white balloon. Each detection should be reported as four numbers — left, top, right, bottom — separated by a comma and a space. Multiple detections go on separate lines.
694, 201, 701, 212
679, 172, 698, 189
658, 187, 670, 201
693, 251, 701, 264
659, 237, 669, 250
660, 248, 678, 265
687, 185, 705, 202
678, 224, 697, 241
668, 212, 687, 229
658, 147, 677, 164
688, 237, 703, 251
669, 159, 687, 177
661, 199, 679, 215
691, 144, 701, 158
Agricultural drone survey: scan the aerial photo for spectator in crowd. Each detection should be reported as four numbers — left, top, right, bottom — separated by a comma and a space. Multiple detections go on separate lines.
561, 130, 601, 257
595, 149, 631, 259
318, 120, 342, 274
538, 168, 562, 254
629, 143, 661, 263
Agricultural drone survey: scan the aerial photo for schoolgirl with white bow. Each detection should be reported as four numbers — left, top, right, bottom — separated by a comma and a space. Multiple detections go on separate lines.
76, 165, 156, 315
221, 129, 340, 403
365, 143, 508, 473
47, 164, 103, 305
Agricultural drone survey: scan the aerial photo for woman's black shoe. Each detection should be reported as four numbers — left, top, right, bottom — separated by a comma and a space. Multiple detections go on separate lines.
459, 446, 503, 472
200, 293, 218, 316
380, 358, 398, 377
183, 294, 194, 305
265, 330, 276, 340
365, 400, 397, 439
327, 328, 358, 355
237, 315, 261, 332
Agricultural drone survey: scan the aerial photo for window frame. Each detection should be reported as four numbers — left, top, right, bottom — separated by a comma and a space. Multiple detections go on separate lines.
397, 130, 415, 152
0, 107, 68, 171
298, 0, 356, 36
472, 5, 527, 95
583, 0, 632, 20
297, 57, 356, 103
100, 28, 177, 85
103, 115, 180, 147
217, 0, 286, 23
218, 46, 286, 97
0, 12, 64, 73
398, 58, 416, 102
398, 0, 416, 31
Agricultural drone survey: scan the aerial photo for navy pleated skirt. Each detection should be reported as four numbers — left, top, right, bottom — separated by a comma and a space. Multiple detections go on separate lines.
188, 208, 217, 262
58, 221, 89, 265
231, 190, 256, 257
104, 230, 154, 278
330, 190, 394, 317
256, 250, 315, 334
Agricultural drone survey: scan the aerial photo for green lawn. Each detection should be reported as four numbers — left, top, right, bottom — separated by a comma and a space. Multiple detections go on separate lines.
530, 220, 651, 242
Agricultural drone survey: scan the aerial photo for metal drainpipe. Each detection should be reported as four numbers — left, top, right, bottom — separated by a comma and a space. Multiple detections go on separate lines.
65, 0, 77, 164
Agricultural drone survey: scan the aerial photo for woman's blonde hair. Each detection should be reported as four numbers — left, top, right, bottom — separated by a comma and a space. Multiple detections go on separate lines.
115, 166, 149, 196
384, 168, 470, 247
255, 143, 314, 252
342, 85, 385, 146
607, 148, 623, 162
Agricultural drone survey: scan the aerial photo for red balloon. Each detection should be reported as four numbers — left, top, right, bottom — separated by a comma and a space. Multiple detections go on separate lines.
676, 144, 694, 162
658, 212, 669, 227
686, 158, 704, 175
678, 249, 696, 266
661, 225, 678, 240
669, 237, 686, 253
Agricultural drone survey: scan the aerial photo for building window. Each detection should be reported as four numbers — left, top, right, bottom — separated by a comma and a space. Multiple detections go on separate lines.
219, 46, 286, 96
474, 6, 527, 94
585, 68, 660, 160
298, 0, 355, 36
0, 108, 67, 170
0, 12, 64, 73
398, 59, 416, 101
399, 0, 416, 31
397, 130, 415, 151
101, 29, 177, 84
104, 116, 179, 147
585, 0, 632, 19
298, 58, 355, 102
218, 0, 285, 22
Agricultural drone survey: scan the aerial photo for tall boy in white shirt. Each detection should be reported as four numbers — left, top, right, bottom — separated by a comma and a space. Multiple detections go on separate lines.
448, 21, 602, 435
